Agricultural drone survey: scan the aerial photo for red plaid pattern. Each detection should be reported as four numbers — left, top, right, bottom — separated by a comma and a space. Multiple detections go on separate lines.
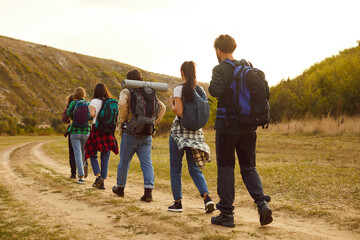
85, 125, 119, 159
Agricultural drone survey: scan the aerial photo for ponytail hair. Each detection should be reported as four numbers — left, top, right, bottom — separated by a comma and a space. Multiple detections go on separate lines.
181, 61, 197, 103
66, 94, 74, 106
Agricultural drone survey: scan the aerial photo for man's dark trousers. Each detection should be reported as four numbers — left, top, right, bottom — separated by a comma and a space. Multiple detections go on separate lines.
216, 132, 270, 215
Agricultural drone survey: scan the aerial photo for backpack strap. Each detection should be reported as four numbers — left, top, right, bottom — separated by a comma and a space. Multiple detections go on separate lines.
194, 85, 207, 101
129, 88, 137, 116
73, 99, 80, 111
240, 59, 253, 67
220, 59, 243, 126
222, 59, 236, 67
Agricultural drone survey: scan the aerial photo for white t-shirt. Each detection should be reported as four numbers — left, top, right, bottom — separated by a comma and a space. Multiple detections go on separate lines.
90, 98, 103, 124
173, 85, 183, 99
173, 85, 205, 97
172, 85, 205, 121
173, 85, 204, 121
173, 85, 183, 120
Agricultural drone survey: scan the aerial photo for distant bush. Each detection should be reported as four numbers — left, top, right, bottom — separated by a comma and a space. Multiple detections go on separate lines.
37, 127, 55, 136
50, 117, 66, 134
23, 116, 38, 133
0, 114, 64, 135
23, 116, 38, 127
156, 111, 176, 135
0, 120, 9, 133
206, 96, 217, 129
0, 115, 21, 135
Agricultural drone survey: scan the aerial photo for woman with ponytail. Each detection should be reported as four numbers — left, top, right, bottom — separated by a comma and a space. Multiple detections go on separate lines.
168, 61, 215, 213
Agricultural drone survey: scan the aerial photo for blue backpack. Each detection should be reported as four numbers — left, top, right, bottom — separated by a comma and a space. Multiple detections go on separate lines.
180, 85, 210, 131
72, 100, 90, 128
217, 59, 270, 128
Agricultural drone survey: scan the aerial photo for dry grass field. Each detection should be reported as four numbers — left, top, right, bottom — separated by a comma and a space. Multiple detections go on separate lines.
268, 115, 360, 136
0, 119, 359, 239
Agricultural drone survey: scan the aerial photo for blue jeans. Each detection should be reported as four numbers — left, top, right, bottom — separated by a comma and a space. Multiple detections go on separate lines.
70, 133, 89, 177
169, 135, 209, 200
116, 133, 154, 189
90, 151, 110, 179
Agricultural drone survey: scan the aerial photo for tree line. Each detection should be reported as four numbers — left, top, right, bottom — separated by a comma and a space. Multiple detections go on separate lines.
269, 41, 360, 122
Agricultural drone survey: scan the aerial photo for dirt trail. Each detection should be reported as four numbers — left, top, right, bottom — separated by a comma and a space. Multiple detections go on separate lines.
0, 139, 359, 240
0, 141, 131, 239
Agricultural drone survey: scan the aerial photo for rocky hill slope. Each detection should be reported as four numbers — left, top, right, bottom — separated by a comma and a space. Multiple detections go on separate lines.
0, 35, 186, 123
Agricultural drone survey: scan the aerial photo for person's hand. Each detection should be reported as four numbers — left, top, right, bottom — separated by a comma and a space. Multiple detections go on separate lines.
169, 96, 174, 105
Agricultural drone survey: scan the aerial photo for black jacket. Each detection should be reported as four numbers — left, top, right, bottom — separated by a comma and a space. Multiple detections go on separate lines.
209, 59, 257, 134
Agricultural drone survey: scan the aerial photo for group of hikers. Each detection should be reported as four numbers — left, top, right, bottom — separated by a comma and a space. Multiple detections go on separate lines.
62, 34, 273, 228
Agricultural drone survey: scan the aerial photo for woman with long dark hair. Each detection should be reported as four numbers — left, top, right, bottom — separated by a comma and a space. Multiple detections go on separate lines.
168, 61, 214, 213
85, 83, 119, 189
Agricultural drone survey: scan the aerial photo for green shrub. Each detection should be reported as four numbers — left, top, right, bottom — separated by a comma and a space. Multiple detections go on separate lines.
23, 116, 38, 127
50, 117, 65, 134
0, 115, 19, 135
0, 120, 9, 133
156, 111, 176, 134
23, 116, 38, 133
37, 127, 54, 136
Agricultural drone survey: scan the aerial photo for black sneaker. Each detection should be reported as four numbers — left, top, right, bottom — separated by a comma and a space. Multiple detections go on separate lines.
112, 186, 124, 197
204, 195, 215, 213
70, 173, 76, 179
211, 213, 235, 227
168, 201, 183, 212
83, 161, 88, 178
257, 201, 273, 226
92, 176, 104, 188
97, 182, 105, 189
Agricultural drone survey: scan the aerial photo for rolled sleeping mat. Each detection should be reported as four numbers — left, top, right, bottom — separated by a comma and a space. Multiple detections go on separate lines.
121, 79, 168, 92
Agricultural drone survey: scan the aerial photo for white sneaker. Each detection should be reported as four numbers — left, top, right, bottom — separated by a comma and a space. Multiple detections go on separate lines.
168, 201, 183, 212
76, 179, 85, 184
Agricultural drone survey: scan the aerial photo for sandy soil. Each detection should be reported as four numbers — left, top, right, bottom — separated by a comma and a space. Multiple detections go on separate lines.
0, 139, 359, 240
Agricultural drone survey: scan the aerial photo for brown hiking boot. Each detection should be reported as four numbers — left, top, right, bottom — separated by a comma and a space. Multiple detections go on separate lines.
140, 188, 153, 202
112, 186, 124, 197
92, 176, 104, 188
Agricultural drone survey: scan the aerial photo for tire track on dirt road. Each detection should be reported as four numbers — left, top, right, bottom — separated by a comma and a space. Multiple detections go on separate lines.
1, 139, 359, 240
0, 141, 131, 240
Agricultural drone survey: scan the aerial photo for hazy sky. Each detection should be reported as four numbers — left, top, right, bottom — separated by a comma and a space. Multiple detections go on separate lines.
0, 0, 359, 86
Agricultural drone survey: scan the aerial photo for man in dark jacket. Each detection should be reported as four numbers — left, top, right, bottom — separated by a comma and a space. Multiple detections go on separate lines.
208, 34, 272, 227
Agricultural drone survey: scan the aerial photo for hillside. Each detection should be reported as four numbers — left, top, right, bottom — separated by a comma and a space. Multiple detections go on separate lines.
269, 41, 360, 122
0, 35, 196, 123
